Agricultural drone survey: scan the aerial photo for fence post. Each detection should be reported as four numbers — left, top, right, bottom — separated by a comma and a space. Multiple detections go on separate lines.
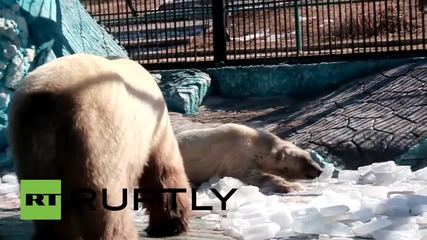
294, 0, 302, 54
211, 0, 228, 64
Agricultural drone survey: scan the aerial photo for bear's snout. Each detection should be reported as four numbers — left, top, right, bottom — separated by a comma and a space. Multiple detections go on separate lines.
305, 168, 322, 179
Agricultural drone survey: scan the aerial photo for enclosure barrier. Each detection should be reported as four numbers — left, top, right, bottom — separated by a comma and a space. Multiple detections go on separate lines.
82, 0, 427, 70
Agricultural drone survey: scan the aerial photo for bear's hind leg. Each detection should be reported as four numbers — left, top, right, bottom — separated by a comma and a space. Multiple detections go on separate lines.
139, 129, 191, 237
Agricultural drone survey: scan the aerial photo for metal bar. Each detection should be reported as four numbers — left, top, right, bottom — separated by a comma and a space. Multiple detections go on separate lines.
294, 0, 302, 54
211, 0, 228, 64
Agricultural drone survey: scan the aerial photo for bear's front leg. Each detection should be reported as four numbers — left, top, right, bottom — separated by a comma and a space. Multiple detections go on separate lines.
242, 170, 302, 193
139, 127, 191, 237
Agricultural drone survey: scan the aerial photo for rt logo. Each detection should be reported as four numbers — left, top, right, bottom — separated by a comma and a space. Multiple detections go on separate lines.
20, 180, 62, 220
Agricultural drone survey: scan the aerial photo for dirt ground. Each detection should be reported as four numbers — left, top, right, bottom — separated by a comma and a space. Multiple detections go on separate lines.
220, 0, 425, 52
183, 95, 297, 125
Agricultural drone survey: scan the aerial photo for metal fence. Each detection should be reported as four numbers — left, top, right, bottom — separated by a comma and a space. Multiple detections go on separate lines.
82, 0, 427, 70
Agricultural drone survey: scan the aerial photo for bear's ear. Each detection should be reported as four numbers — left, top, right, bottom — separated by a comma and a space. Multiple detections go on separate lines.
281, 147, 301, 161
276, 147, 294, 161
276, 149, 286, 162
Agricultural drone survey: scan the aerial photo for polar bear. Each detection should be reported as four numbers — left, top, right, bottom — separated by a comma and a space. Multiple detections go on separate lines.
7, 54, 191, 239
175, 123, 323, 193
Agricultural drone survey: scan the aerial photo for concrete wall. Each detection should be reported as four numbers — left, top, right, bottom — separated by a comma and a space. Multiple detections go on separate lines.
153, 57, 427, 98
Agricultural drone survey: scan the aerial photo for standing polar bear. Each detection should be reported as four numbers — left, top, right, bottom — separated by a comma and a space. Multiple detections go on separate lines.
176, 123, 323, 193
7, 54, 191, 240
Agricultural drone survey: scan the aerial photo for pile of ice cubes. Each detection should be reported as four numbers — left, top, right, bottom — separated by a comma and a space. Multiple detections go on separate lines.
0, 172, 20, 209
0, 172, 19, 196
193, 161, 427, 240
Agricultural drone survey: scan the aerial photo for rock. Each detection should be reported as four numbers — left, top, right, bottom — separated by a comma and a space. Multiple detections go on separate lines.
152, 73, 162, 84
159, 69, 212, 115
0, 147, 12, 169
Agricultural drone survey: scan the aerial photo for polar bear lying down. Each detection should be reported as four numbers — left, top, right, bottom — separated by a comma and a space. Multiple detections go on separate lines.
176, 123, 323, 193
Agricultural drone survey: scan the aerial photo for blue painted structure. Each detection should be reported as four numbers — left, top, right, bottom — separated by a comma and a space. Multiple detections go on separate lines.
0, 0, 128, 168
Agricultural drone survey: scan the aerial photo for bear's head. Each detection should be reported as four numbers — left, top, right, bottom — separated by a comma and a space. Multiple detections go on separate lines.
260, 143, 323, 180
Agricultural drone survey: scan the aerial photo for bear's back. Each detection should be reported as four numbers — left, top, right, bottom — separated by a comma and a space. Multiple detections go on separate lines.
8, 54, 169, 180
17, 54, 161, 102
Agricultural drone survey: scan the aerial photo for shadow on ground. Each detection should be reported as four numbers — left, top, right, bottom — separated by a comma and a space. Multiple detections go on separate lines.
0, 210, 32, 240
0, 209, 233, 240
